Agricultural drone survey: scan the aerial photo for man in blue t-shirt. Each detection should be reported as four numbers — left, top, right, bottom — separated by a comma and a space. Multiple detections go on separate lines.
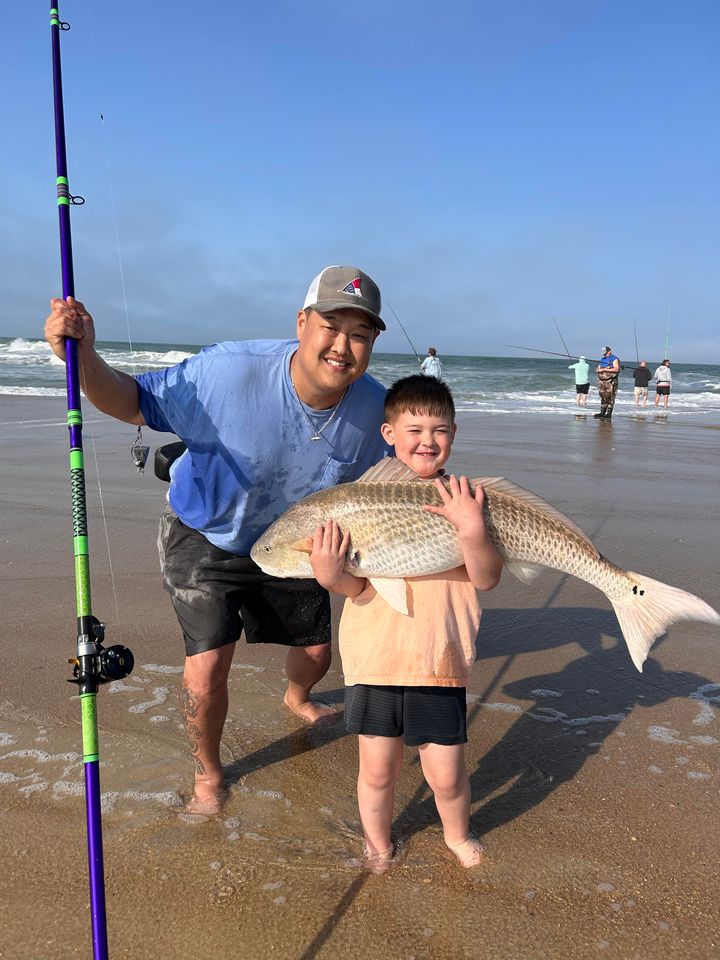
45, 266, 389, 813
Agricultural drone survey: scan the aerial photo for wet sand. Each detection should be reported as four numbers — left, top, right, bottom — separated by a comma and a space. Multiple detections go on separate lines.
1, 396, 719, 959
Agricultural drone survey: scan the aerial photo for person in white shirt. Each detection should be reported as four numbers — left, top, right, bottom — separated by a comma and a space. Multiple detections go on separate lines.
420, 347, 443, 379
653, 359, 672, 409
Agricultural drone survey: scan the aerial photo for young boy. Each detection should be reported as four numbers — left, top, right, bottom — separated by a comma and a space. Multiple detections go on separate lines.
308, 375, 503, 871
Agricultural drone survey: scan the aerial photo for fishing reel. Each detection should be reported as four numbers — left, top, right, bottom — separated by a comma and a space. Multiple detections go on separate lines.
68, 616, 134, 689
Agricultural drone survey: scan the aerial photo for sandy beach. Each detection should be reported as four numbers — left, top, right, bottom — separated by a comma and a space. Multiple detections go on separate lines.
1, 396, 718, 960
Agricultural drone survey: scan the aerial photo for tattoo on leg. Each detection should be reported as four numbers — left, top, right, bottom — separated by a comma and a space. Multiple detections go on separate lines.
180, 681, 205, 775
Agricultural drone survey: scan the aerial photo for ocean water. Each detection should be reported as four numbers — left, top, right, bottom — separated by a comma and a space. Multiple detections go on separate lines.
2, 336, 720, 419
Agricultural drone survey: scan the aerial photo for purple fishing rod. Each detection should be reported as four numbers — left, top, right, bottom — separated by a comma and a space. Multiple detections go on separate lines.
49, 5, 134, 957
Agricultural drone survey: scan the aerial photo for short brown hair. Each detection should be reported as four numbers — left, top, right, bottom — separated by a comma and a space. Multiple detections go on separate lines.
384, 374, 455, 422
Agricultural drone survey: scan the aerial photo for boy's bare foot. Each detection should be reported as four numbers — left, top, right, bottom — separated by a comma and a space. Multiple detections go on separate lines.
446, 835, 484, 868
283, 693, 337, 724
363, 843, 395, 875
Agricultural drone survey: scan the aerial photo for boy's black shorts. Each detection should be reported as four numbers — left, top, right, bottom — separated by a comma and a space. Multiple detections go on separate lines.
575, 383, 590, 394
344, 684, 467, 746
158, 508, 331, 657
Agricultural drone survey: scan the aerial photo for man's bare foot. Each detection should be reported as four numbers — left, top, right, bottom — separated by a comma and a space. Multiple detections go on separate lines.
446, 835, 484, 868
363, 843, 395, 875
283, 693, 337, 724
184, 785, 227, 816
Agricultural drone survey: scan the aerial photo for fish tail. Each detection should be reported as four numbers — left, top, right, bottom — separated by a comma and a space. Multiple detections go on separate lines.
612, 571, 720, 672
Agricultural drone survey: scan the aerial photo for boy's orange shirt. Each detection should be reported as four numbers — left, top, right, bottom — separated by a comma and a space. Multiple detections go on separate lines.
339, 566, 481, 688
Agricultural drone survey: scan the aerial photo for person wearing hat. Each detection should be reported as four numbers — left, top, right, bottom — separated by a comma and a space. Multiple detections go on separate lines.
420, 346, 443, 379
44, 265, 389, 813
594, 346, 620, 418
653, 359, 672, 409
567, 355, 590, 406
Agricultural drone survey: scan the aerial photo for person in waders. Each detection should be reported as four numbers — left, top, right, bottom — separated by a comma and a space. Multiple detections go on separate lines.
595, 346, 620, 418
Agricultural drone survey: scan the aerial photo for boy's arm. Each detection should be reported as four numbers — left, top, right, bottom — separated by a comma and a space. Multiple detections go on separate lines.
308, 520, 366, 599
425, 475, 503, 591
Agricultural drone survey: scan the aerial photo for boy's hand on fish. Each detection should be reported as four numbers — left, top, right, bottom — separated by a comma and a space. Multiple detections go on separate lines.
308, 520, 347, 588
425, 475, 487, 540
426, 476, 503, 590
308, 520, 367, 600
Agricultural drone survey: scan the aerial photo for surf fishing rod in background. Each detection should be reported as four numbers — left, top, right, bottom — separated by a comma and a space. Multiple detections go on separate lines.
553, 318, 573, 360
633, 318, 640, 366
50, 5, 134, 957
386, 302, 423, 364
507, 344, 630, 370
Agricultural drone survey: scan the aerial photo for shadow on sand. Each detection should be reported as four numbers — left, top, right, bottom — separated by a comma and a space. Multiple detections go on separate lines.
293, 603, 715, 958
395, 605, 711, 840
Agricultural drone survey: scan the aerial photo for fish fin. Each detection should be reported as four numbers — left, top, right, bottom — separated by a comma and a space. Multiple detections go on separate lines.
612, 571, 720, 672
472, 476, 599, 554
358, 457, 422, 483
503, 559, 544, 584
369, 577, 409, 615
290, 537, 314, 554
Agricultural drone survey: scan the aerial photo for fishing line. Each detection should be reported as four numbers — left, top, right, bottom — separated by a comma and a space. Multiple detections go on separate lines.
75, 115, 148, 647
99, 113, 149, 474
88, 432, 125, 646
385, 301, 422, 364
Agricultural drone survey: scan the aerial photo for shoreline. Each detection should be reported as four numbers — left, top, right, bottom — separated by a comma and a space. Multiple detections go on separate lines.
1, 396, 718, 959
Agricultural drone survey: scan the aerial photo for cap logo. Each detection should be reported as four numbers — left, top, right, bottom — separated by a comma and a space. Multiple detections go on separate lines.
340, 278, 363, 298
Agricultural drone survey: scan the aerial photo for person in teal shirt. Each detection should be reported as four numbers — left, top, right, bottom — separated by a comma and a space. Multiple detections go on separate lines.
568, 356, 590, 407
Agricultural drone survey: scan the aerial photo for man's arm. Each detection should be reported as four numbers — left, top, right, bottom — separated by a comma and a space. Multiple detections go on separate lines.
45, 297, 145, 425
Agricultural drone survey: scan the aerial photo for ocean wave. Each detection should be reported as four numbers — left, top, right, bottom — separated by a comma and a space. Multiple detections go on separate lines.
99, 349, 195, 368
2, 337, 51, 355
0, 385, 67, 397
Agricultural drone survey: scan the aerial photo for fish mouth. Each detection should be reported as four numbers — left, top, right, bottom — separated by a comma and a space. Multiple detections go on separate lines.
253, 559, 291, 578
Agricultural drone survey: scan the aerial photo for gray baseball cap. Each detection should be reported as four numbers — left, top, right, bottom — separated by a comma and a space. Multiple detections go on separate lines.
303, 265, 385, 330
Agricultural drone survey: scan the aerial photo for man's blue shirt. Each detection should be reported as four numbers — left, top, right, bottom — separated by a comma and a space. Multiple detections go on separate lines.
135, 339, 389, 555
598, 353, 619, 369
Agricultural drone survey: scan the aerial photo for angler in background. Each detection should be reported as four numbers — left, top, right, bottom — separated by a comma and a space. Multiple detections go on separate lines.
632, 360, 652, 407
44, 266, 390, 815
654, 359, 672, 409
594, 346, 620, 419
308, 375, 503, 872
420, 346, 443, 379
567, 355, 590, 406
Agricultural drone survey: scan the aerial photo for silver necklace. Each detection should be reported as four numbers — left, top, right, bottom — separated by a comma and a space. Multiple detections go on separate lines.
290, 362, 348, 441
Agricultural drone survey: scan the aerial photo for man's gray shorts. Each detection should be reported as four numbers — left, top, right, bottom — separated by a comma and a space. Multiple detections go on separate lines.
158, 507, 331, 656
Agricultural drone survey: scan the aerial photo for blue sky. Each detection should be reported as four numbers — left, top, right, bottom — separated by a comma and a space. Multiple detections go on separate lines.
3, 1, 719, 361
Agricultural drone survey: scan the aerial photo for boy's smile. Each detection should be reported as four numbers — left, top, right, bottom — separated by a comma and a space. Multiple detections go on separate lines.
381, 411, 457, 479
